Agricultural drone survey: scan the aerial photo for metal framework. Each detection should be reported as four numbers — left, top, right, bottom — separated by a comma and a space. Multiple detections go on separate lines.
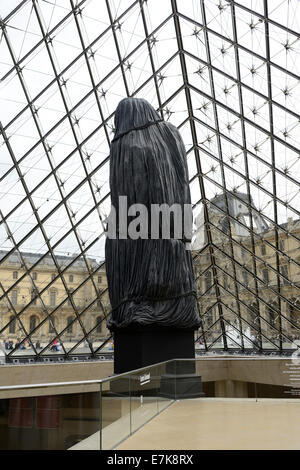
0, 0, 300, 361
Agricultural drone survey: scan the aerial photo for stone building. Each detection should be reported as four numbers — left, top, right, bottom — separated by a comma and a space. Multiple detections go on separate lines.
192, 193, 300, 349
0, 250, 110, 352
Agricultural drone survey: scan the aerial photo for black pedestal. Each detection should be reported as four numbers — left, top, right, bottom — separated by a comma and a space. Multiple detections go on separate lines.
159, 359, 204, 399
113, 327, 195, 374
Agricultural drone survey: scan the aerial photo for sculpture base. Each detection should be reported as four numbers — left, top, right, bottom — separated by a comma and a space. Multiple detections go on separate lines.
113, 327, 195, 374
160, 373, 205, 399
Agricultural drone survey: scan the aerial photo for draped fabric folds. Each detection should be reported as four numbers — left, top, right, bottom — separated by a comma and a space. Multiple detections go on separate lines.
105, 97, 201, 331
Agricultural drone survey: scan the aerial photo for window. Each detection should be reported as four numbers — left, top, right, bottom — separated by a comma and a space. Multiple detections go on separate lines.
66, 316, 73, 334
13, 271, 18, 279
261, 244, 266, 255
98, 275, 102, 284
69, 274, 74, 283
29, 315, 38, 332
9, 315, 16, 334
68, 291, 73, 306
51, 273, 56, 281
221, 216, 229, 234
49, 318, 55, 333
281, 265, 289, 285
290, 305, 296, 325
262, 268, 269, 284
279, 239, 285, 251
32, 272, 37, 280
11, 290, 18, 305
205, 270, 212, 291
242, 270, 248, 287
206, 308, 214, 326
50, 291, 56, 306
223, 274, 228, 290
249, 303, 259, 327
268, 307, 276, 327
96, 316, 102, 333
31, 289, 37, 305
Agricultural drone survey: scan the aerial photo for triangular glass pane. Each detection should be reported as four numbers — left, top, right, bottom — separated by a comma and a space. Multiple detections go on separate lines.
144, 0, 173, 32
21, 44, 55, 97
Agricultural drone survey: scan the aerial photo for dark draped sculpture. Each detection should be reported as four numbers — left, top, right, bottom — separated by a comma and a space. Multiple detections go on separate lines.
105, 97, 201, 373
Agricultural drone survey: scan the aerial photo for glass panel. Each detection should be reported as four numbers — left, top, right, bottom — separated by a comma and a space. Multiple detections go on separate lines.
130, 365, 159, 435
0, 388, 101, 450
99, 376, 131, 450
156, 362, 174, 413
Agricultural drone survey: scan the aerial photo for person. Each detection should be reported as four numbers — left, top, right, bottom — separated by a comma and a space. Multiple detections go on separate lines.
50, 340, 58, 351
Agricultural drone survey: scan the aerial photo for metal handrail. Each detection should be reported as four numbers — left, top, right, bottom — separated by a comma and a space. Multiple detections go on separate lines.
0, 357, 188, 391
0, 354, 285, 392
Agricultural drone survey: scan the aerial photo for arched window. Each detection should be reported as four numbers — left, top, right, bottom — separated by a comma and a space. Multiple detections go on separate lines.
29, 315, 38, 332
66, 316, 73, 333
9, 315, 16, 334
96, 317, 102, 333
281, 265, 289, 285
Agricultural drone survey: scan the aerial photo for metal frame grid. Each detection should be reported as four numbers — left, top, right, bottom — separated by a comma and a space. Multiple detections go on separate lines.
0, 0, 300, 360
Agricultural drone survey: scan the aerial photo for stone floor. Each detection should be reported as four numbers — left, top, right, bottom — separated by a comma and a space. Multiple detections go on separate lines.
116, 398, 300, 450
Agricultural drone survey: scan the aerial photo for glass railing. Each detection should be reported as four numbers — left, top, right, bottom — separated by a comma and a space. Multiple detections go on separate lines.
0, 358, 198, 450
98, 361, 175, 450
1, 355, 299, 450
